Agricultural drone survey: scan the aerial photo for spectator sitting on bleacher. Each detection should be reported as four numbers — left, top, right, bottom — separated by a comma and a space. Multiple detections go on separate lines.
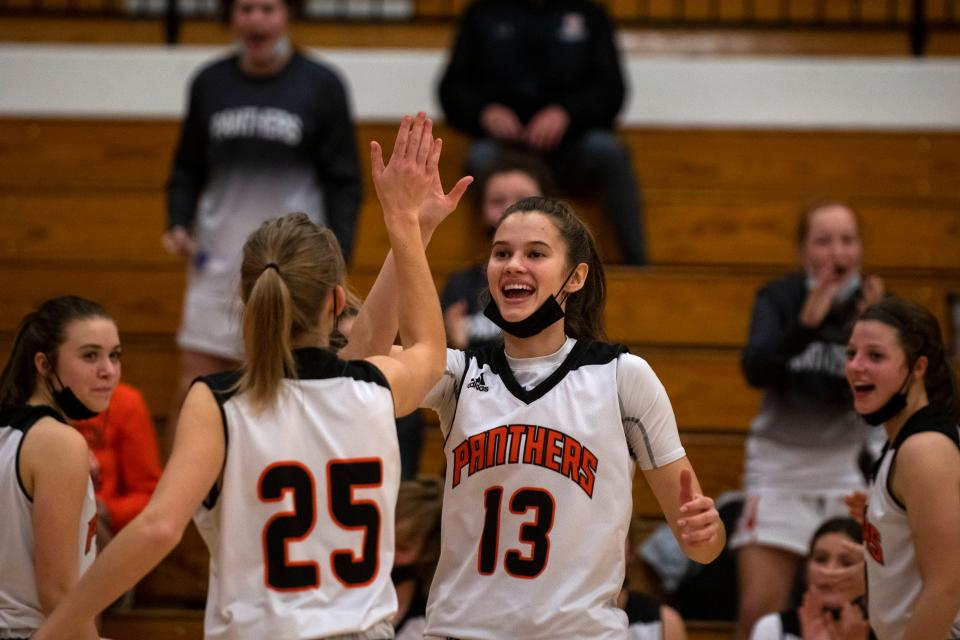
72, 382, 161, 548
732, 200, 885, 638
440, 151, 553, 349
392, 476, 443, 640
162, 0, 361, 452
620, 518, 687, 640
438, 0, 647, 265
750, 517, 868, 640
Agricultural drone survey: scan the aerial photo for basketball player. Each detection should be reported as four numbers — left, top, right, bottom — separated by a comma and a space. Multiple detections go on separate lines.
33, 114, 448, 640
0, 296, 119, 640
348, 193, 725, 638
845, 297, 960, 639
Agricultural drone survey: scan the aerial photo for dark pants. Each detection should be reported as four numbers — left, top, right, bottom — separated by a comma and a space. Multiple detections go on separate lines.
465, 130, 647, 265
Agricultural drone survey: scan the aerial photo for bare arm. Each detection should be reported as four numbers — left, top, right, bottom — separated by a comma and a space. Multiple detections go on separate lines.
22, 421, 98, 640
896, 433, 960, 640
340, 116, 471, 362
642, 458, 725, 565
360, 114, 449, 415
34, 383, 226, 640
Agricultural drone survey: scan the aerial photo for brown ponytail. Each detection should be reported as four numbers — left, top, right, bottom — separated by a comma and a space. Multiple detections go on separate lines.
236, 213, 345, 410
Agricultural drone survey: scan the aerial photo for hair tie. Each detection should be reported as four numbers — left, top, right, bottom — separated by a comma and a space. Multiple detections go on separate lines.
264, 262, 281, 274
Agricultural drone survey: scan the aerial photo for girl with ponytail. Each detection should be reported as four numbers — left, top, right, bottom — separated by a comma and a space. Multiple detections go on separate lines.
36, 114, 448, 640
346, 191, 725, 638
844, 296, 960, 639
0, 295, 119, 640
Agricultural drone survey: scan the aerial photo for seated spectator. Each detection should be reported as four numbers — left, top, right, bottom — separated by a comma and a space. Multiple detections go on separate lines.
750, 517, 869, 640
440, 151, 553, 349
392, 476, 443, 640
621, 519, 687, 640
439, 0, 647, 265
72, 382, 162, 547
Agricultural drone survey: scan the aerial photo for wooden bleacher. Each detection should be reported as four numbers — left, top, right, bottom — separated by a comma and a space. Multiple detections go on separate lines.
1, 115, 958, 638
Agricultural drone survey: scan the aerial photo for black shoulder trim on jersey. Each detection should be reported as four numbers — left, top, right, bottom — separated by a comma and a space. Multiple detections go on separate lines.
192, 371, 240, 511
1, 404, 67, 503
780, 609, 801, 635
294, 347, 390, 389
487, 340, 627, 405
0, 404, 66, 431
885, 404, 960, 511
624, 590, 660, 624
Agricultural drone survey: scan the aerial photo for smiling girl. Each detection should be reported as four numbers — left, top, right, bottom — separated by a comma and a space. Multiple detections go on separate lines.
845, 297, 960, 639
0, 296, 121, 640
348, 193, 724, 639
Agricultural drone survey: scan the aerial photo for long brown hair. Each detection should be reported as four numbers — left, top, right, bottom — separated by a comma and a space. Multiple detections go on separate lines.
858, 296, 960, 422
236, 213, 345, 410
498, 197, 607, 342
0, 296, 111, 406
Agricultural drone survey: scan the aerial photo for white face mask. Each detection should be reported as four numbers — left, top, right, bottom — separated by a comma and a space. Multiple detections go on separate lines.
806, 271, 862, 304
234, 35, 291, 63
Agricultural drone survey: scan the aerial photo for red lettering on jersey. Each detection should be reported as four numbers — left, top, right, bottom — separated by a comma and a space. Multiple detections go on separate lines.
543, 429, 563, 472
85, 514, 97, 555
448, 424, 599, 498
523, 426, 546, 466
452, 440, 470, 488
560, 436, 582, 483
578, 448, 598, 498
864, 522, 884, 565
469, 432, 487, 474
486, 426, 508, 468
507, 424, 526, 463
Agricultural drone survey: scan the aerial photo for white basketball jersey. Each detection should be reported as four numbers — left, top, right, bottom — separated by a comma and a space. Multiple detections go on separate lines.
0, 405, 97, 637
193, 348, 400, 640
425, 341, 637, 639
864, 407, 960, 640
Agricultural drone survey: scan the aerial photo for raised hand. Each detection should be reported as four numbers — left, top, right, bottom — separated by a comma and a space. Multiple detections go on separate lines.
418, 161, 473, 238
370, 113, 441, 229
800, 262, 845, 328
677, 469, 722, 548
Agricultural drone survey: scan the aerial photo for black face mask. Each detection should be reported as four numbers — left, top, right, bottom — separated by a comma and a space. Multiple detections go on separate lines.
483, 269, 576, 339
47, 370, 98, 421
859, 372, 911, 427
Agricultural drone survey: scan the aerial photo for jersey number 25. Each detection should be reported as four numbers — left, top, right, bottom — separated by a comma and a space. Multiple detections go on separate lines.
258, 458, 382, 591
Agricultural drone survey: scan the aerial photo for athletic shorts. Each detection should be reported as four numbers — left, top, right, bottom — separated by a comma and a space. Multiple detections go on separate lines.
728, 489, 853, 555
176, 268, 244, 361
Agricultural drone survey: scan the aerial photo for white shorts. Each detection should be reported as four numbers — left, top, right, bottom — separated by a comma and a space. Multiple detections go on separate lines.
729, 489, 853, 555
176, 267, 244, 361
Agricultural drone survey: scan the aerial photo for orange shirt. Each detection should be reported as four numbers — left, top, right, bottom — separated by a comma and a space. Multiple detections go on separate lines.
72, 383, 162, 531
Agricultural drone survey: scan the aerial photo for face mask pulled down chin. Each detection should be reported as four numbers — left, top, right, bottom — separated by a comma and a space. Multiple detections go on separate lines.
47, 371, 98, 421
483, 270, 575, 339
859, 372, 910, 427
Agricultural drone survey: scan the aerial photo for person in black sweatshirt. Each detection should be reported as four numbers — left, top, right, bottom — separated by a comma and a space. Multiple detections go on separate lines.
161, 0, 361, 446
438, 0, 646, 265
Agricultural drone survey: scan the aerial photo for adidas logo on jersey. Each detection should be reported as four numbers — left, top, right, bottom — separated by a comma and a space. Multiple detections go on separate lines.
466, 373, 489, 392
